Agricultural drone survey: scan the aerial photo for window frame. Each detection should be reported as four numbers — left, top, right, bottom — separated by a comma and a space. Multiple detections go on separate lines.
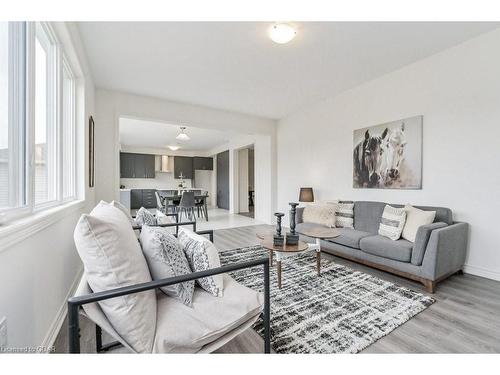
0, 21, 81, 223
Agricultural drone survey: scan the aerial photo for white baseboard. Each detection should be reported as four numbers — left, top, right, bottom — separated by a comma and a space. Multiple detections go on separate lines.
464, 264, 500, 282
42, 266, 84, 351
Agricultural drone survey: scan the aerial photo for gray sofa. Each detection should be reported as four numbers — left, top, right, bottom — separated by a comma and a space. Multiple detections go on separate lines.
296, 201, 468, 293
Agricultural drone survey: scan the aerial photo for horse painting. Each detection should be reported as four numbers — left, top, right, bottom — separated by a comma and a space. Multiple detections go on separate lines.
353, 116, 422, 189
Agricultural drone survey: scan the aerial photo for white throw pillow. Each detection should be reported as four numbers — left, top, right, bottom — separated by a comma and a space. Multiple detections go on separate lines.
178, 227, 224, 297
402, 204, 436, 242
302, 203, 337, 227
336, 202, 354, 228
378, 205, 407, 241
73, 201, 156, 353
110, 200, 135, 226
140, 225, 195, 306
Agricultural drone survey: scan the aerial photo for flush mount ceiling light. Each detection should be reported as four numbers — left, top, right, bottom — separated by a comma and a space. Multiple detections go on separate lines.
176, 126, 190, 142
168, 144, 181, 151
269, 23, 297, 44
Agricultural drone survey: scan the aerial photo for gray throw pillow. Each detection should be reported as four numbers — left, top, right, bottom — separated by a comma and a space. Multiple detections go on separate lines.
135, 207, 157, 226
140, 225, 195, 306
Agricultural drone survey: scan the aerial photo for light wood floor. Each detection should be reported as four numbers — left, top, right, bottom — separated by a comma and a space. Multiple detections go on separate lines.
54, 224, 500, 353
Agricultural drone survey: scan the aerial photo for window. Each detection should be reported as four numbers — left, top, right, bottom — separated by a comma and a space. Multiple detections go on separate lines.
0, 22, 26, 212
0, 21, 80, 222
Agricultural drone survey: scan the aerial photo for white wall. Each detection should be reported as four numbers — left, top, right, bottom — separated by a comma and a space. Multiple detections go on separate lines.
0, 22, 95, 347
277, 28, 500, 281
95, 89, 276, 223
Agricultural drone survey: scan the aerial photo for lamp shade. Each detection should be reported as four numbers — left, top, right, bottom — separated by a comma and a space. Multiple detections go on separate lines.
299, 187, 314, 202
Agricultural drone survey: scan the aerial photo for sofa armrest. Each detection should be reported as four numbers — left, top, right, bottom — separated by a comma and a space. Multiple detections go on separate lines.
296, 207, 304, 224
411, 222, 448, 265
420, 222, 469, 280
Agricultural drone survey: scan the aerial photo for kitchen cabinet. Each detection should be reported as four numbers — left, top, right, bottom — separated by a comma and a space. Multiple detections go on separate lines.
130, 189, 158, 209
120, 152, 155, 178
173, 156, 193, 179
193, 157, 213, 171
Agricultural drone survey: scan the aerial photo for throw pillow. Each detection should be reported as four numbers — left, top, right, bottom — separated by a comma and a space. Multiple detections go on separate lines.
302, 203, 337, 227
140, 225, 195, 306
110, 200, 135, 226
378, 205, 407, 241
135, 207, 157, 226
336, 202, 354, 228
73, 201, 156, 353
178, 227, 224, 297
402, 204, 436, 242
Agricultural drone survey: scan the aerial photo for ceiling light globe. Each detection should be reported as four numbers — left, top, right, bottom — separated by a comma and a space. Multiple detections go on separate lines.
269, 23, 297, 44
176, 133, 190, 141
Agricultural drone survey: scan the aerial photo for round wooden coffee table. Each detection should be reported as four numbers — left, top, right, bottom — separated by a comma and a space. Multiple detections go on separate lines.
258, 234, 310, 289
296, 226, 340, 274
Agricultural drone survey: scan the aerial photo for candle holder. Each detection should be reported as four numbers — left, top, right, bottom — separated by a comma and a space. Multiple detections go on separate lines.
286, 202, 299, 245
273, 212, 285, 246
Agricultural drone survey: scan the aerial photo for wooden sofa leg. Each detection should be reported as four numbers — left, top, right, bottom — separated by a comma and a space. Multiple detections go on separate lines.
422, 279, 436, 294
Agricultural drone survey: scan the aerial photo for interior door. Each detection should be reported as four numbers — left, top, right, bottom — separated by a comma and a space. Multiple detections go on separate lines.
216, 150, 230, 210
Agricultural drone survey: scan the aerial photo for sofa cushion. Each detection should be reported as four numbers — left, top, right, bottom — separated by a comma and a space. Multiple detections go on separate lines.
140, 225, 195, 306
354, 201, 386, 233
73, 201, 156, 353
359, 235, 413, 262
302, 203, 337, 227
152, 275, 263, 353
326, 228, 372, 249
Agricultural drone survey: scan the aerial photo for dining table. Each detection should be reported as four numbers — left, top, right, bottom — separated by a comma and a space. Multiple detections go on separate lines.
156, 190, 210, 221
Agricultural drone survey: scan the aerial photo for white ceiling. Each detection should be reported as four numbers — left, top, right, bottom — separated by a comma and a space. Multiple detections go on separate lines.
79, 22, 500, 119
119, 117, 232, 151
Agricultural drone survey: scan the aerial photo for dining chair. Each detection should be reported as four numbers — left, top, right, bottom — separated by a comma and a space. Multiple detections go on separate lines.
155, 191, 166, 214
195, 191, 208, 220
178, 191, 196, 222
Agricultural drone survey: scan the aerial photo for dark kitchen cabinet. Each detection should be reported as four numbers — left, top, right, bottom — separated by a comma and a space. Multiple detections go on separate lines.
120, 152, 156, 178
130, 189, 158, 209
131, 189, 143, 209
120, 153, 134, 178
174, 156, 193, 179
193, 157, 213, 171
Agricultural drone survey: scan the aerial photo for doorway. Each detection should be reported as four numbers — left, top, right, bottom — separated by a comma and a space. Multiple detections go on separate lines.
238, 146, 254, 218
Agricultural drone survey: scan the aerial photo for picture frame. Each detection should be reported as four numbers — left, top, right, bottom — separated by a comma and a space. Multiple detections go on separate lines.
89, 115, 95, 188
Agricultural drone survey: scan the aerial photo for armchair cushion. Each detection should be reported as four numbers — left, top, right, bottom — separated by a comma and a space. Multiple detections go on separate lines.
110, 200, 135, 226
178, 228, 223, 297
140, 225, 195, 306
153, 274, 263, 353
73, 201, 156, 353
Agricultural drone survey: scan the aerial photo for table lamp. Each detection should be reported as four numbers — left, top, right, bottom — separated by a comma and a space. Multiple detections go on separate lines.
299, 187, 314, 203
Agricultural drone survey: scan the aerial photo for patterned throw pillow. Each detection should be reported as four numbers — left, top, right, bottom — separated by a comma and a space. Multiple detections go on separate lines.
135, 207, 157, 226
302, 204, 337, 227
178, 228, 223, 297
139, 225, 195, 306
336, 202, 354, 228
378, 205, 407, 241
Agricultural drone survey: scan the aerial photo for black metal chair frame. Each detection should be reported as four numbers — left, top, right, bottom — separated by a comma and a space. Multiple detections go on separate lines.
67, 220, 271, 354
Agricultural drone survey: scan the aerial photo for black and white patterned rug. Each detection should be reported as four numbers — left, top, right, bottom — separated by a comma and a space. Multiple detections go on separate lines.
220, 245, 434, 354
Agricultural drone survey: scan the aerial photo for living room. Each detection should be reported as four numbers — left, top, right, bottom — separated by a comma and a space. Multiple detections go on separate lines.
1, 1, 500, 373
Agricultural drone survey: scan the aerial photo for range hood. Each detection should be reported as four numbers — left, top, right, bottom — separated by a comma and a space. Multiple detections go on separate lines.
155, 155, 171, 172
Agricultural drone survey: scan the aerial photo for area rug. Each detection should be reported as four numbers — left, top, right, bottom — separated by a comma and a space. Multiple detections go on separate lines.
220, 245, 434, 354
